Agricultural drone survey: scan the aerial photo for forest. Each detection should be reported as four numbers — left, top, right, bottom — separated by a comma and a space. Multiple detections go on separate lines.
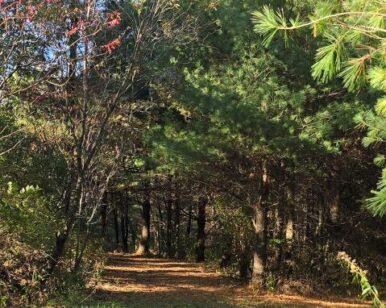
0, 0, 385, 307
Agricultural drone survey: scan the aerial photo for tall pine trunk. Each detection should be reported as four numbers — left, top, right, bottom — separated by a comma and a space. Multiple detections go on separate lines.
121, 192, 129, 252
174, 186, 184, 259
252, 161, 269, 287
196, 196, 207, 262
113, 193, 120, 249
136, 184, 151, 255
165, 176, 175, 258
283, 180, 295, 278
273, 162, 286, 273
157, 201, 163, 255
101, 193, 107, 236
186, 202, 193, 237
166, 194, 173, 258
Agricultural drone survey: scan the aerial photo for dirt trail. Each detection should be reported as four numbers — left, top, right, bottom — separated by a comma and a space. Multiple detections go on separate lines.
90, 253, 370, 307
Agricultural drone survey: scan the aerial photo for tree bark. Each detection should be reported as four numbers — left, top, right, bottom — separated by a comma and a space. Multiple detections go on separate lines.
101, 192, 108, 236
166, 194, 173, 258
195, 196, 207, 263
157, 201, 163, 255
73, 227, 90, 271
136, 184, 151, 255
174, 187, 184, 259
113, 203, 120, 249
119, 192, 128, 252
252, 161, 269, 287
239, 248, 251, 279
128, 218, 137, 252
274, 162, 286, 273
165, 176, 174, 258
186, 202, 193, 237
46, 174, 81, 276
46, 229, 69, 275
283, 180, 295, 279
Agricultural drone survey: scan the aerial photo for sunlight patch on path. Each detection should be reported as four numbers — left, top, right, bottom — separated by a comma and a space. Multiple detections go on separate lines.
90, 253, 371, 308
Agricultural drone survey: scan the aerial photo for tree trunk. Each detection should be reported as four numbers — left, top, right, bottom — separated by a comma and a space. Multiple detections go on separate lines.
46, 229, 69, 275
120, 192, 129, 252
74, 227, 90, 271
46, 175, 81, 276
166, 176, 174, 258
273, 204, 285, 273
45, 1, 81, 278
196, 196, 207, 263
283, 180, 295, 279
113, 206, 120, 249
101, 192, 107, 236
252, 161, 269, 287
328, 181, 340, 225
174, 187, 184, 259
274, 162, 286, 273
121, 215, 128, 252
239, 248, 251, 279
128, 218, 137, 252
186, 202, 193, 237
166, 195, 173, 258
157, 201, 163, 255
136, 185, 151, 255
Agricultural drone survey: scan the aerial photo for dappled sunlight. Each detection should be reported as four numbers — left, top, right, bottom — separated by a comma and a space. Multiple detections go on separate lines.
90, 254, 372, 307
95, 254, 233, 295
241, 294, 370, 308
90, 254, 238, 306
97, 283, 171, 293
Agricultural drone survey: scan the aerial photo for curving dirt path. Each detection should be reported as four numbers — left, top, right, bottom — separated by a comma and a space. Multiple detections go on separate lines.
89, 253, 370, 307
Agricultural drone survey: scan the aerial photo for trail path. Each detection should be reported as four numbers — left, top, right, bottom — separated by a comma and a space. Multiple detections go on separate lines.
89, 253, 370, 307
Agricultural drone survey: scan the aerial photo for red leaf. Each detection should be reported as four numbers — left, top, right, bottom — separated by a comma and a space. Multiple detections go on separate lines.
101, 38, 121, 54
65, 26, 78, 37
106, 11, 121, 29
107, 18, 121, 28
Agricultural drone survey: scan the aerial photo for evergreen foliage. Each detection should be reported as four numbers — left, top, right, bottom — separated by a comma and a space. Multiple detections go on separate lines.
252, 0, 386, 217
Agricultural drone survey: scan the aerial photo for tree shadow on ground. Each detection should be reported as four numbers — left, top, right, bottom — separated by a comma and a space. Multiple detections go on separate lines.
85, 254, 370, 308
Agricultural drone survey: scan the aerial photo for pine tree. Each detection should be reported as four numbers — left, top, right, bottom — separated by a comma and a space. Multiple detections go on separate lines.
252, 0, 386, 217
